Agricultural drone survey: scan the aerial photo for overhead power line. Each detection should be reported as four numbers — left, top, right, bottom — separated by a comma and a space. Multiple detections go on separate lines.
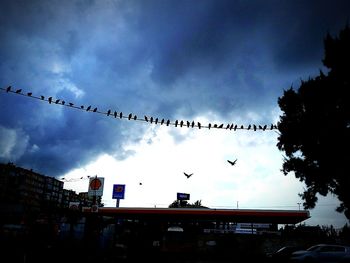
1, 86, 278, 131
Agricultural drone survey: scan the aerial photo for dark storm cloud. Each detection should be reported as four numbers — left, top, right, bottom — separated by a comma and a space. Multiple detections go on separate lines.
0, 0, 349, 176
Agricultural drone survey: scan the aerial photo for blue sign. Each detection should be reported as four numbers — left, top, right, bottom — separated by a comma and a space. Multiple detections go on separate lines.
177, 192, 190, 200
112, 184, 125, 199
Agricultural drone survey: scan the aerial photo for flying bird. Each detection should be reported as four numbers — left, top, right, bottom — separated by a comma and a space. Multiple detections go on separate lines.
184, 172, 193, 179
227, 159, 237, 166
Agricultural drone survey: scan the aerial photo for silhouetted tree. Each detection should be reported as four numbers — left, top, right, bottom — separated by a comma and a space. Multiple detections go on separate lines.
277, 25, 350, 220
168, 199, 208, 208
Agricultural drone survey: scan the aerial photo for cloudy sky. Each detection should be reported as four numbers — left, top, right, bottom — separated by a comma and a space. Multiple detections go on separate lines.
1, 0, 349, 228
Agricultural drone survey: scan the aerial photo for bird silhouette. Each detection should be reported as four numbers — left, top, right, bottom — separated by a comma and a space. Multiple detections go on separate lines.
166, 120, 170, 126
27, 92, 32, 96
86, 106, 91, 111
6, 86, 11, 92
133, 115, 137, 120
55, 99, 60, 104
119, 112, 123, 118
15, 89, 22, 93
184, 172, 193, 178
144, 116, 148, 122
198, 122, 201, 129
93, 107, 97, 112
128, 113, 132, 120
40, 95, 45, 100
48, 97, 52, 103
227, 159, 237, 166
69, 102, 74, 106
114, 111, 117, 118
107, 109, 111, 116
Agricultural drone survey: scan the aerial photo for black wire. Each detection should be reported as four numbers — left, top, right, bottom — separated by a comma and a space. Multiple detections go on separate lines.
1, 86, 278, 131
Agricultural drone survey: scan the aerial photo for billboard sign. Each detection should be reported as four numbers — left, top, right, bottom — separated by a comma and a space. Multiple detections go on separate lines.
112, 184, 125, 199
177, 192, 190, 200
88, 177, 104, 197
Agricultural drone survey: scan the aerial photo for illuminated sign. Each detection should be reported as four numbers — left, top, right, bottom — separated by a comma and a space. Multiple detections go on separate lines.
112, 184, 125, 199
88, 177, 104, 197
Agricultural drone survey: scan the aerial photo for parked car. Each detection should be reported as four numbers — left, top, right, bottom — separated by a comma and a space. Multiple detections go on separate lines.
267, 245, 304, 262
290, 243, 350, 262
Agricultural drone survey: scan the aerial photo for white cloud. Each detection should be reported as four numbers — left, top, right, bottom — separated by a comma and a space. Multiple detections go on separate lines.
61, 114, 348, 228
0, 126, 29, 160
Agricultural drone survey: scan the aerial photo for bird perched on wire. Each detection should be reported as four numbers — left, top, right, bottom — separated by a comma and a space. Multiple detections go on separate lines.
227, 158, 237, 166
184, 172, 193, 178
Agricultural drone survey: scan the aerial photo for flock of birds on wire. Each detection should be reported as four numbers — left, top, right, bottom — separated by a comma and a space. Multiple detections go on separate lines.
1, 86, 278, 131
